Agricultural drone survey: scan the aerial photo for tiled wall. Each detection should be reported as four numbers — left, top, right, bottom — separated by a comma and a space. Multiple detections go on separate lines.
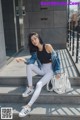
23, 0, 67, 49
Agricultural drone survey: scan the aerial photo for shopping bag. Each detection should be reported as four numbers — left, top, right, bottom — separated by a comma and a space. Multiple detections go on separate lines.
46, 72, 73, 94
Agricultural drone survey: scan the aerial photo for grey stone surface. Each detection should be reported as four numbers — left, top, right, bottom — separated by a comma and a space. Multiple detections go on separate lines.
0, 76, 80, 86
0, 86, 79, 104
23, 0, 67, 49
28, 11, 54, 29
44, 11, 54, 28
0, 103, 80, 120
54, 11, 67, 27
24, 13, 29, 29
0, 103, 80, 115
29, 11, 46, 28
31, 0, 41, 12
41, 28, 67, 45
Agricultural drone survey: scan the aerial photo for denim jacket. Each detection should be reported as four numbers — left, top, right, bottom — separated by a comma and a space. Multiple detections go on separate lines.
25, 50, 61, 75
51, 50, 61, 75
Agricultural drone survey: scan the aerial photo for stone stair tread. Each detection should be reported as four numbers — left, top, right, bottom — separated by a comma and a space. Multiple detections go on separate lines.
0, 75, 80, 79
0, 103, 80, 116
0, 86, 80, 96
0, 76, 80, 87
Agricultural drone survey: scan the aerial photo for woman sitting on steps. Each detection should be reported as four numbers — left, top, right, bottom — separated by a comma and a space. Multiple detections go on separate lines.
16, 32, 61, 117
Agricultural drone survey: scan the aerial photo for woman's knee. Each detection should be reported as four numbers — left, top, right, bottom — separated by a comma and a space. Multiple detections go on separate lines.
36, 81, 42, 88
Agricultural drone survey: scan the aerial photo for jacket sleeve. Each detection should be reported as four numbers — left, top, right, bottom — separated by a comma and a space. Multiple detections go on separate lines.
51, 50, 61, 75
24, 52, 37, 64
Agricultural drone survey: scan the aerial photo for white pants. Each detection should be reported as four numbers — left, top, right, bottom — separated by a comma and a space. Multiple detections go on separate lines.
26, 63, 53, 106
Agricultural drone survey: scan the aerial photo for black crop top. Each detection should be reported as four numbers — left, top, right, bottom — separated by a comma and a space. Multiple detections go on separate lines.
37, 44, 51, 64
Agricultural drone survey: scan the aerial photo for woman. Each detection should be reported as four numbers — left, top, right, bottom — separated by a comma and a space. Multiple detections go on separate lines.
16, 32, 61, 117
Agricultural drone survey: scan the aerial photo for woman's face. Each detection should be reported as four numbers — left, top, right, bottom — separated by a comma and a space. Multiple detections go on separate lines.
31, 35, 40, 46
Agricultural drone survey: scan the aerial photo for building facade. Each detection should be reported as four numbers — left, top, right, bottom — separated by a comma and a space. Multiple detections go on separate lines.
0, 0, 67, 68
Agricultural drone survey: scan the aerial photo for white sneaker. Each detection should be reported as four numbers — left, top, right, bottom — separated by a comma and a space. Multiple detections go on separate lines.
19, 107, 31, 117
22, 87, 34, 97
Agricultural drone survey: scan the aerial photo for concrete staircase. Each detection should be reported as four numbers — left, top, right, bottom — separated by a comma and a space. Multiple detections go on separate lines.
0, 76, 80, 120
0, 49, 80, 120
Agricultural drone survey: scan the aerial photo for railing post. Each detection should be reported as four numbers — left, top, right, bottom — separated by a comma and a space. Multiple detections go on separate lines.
67, 29, 69, 47
76, 32, 79, 63
72, 23, 75, 56
69, 30, 71, 51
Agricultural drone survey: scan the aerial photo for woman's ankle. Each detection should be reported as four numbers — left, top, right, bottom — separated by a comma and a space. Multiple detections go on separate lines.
28, 86, 33, 89
24, 104, 31, 108
27, 104, 31, 108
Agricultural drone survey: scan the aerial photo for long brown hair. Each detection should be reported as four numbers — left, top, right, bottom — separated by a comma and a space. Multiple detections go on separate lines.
28, 32, 44, 53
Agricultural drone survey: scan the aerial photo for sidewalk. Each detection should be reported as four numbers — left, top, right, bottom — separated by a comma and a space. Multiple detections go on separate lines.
0, 50, 30, 76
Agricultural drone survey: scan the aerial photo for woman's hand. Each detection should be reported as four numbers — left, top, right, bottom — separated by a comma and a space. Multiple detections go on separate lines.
55, 74, 61, 80
45, 44, 53, 53
16, 57, 26, 62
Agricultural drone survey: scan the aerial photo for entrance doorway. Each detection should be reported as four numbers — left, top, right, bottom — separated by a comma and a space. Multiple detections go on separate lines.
1, 0, 25, 60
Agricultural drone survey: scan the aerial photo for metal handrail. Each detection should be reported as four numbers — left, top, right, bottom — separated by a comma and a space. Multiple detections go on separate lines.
67, 22, 80, 63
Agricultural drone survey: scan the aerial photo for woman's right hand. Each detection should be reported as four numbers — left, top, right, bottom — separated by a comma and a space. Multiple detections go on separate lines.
16, 57, 25, 62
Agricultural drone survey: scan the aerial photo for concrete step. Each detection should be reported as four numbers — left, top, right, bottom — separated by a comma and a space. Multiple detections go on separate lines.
0, 86, 80, 104
0, 76, 80, 86
0, 103, 80, 120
